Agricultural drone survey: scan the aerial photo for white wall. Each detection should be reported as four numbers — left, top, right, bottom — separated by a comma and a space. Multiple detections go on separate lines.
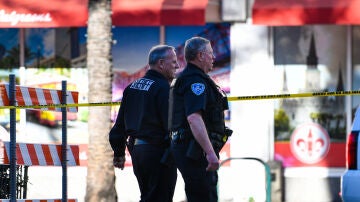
230, 23, 274, 161
227, 23, 275, 201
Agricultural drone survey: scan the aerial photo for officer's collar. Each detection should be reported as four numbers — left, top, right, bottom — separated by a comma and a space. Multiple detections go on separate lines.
146, 69, 167, 80
185, 63, 206, 75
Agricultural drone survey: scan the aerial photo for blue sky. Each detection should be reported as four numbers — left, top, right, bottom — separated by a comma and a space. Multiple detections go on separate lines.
0, 28, 54, 64
0, 29, 18, 58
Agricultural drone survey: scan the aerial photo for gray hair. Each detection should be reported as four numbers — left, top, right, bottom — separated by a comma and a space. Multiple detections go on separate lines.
184, 37, 210, 61
148, 45, 175, 66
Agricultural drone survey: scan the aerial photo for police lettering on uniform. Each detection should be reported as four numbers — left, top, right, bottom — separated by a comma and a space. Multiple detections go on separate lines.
109, 45, 179, 202
169, 36, 232, 202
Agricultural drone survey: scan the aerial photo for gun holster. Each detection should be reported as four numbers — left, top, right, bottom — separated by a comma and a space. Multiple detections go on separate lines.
209, 127, 233, 153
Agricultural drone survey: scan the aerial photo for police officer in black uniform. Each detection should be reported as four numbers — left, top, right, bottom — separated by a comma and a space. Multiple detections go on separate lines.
169, 36, 230, 202
109, 45, 179, 202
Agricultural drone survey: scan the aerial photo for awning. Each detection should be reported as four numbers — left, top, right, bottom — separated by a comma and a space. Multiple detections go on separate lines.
252, 0, 360, 26
112, 0, 208, 26
0, 0, 88, 28
0, 0, 208, 28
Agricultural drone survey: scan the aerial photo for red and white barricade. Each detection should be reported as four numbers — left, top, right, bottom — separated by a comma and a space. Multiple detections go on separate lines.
0, 82, 80, 201
0, 141, 80, 166
0, 84, 78, 112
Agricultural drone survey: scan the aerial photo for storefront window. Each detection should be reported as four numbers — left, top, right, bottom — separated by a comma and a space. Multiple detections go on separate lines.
273, 25, 347, 167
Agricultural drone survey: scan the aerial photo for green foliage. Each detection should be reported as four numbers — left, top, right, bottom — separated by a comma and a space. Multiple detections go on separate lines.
274, 108, 290, 131
310, 112, 346, 139
0, 45, 36, 69
79, 108, 89, 122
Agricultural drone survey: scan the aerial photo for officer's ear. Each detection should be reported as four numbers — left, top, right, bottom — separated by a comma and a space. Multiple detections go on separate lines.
158, 59, 165, 69
197, 52, 204, 62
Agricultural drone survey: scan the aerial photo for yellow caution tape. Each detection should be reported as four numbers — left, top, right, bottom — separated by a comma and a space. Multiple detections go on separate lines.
0, 102, 121, 109
0, 90, 359, 109
227, 90, 360, 101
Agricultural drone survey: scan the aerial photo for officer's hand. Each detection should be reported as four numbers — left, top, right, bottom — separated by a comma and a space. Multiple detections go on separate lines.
113, 155, 126, 170
206, 152, 219, 171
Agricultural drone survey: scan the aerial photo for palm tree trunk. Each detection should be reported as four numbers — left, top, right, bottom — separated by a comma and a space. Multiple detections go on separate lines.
85, 0, 116, 201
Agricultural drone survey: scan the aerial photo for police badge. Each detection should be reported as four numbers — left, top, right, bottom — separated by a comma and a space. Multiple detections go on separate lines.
191, 83, 205, 95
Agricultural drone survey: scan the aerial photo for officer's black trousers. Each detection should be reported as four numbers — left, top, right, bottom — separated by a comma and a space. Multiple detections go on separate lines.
132, 144, 177, 202
171, 141, 218, 202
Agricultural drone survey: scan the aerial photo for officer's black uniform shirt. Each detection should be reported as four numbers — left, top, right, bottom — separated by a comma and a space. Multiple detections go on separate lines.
170, 63, 215, 131
109, 69, 170, 157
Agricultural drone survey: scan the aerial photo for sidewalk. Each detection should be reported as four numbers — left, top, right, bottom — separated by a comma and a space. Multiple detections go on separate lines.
26, 166, 187, 202
26, 164, 266, 202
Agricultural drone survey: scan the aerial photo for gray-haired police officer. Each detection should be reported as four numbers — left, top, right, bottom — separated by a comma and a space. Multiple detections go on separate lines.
109, 45, 179, 202
169, 37, 230, 202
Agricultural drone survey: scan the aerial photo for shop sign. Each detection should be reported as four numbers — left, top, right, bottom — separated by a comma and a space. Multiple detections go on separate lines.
0, 10, 52, 26
274, 122, 345, 167
290, 123, 330, 164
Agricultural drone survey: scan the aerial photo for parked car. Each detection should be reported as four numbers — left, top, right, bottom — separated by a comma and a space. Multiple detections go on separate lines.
341, 106, 360, 202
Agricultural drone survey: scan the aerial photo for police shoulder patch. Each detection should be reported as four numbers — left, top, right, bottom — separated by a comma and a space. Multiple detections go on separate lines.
191, 83, 205, 95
